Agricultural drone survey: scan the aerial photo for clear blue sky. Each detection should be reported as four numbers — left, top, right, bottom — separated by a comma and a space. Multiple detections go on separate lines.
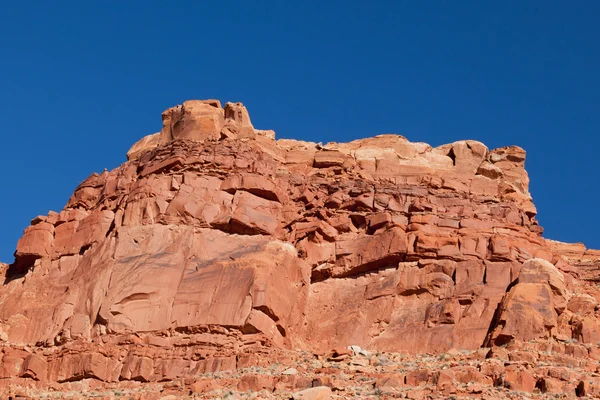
1, 1, 598, 262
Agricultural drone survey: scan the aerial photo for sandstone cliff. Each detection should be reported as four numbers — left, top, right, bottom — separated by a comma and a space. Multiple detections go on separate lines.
1, 100, 599, 398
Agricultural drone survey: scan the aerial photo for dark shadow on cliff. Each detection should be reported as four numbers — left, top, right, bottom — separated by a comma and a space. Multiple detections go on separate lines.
481, 278, 518, 347
3, 256, 35, 284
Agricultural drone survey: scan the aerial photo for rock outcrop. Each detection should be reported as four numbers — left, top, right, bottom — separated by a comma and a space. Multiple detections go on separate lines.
1, 100, 599, 398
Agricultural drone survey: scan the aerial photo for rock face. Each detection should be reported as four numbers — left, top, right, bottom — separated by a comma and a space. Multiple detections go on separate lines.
485, 258, 567, 346
1, 100, 600, 392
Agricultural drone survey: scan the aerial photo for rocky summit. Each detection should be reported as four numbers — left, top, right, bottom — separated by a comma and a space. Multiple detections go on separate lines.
1, 100, 600, 399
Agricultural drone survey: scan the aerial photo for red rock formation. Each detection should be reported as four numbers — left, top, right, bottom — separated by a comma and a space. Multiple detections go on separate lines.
1, 100, 599, 397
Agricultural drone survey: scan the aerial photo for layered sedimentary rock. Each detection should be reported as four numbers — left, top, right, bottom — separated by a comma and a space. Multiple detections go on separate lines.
1, 100, 599, 391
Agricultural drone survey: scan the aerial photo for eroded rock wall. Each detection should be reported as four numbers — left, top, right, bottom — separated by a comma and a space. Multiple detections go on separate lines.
1, 100, 599, 386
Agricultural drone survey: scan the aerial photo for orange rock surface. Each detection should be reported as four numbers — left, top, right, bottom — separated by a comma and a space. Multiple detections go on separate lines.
1, 100, 599, 398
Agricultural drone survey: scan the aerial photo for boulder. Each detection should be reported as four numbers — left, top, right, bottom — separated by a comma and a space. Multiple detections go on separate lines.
160, 99, 225, 142
486, 258, 567, 346
127, 132, 161, 161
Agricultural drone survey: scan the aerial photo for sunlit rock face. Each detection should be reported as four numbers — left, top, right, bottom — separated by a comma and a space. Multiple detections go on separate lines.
1, 100, 599, 388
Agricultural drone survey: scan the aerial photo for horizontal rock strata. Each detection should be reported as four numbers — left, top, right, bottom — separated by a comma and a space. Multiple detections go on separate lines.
1, 100, 599, 396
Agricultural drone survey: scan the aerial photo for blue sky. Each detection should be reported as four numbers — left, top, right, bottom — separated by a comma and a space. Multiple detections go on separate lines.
1, 1, 598, 262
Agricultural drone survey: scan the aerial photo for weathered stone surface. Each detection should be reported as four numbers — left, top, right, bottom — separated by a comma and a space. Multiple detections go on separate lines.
1, 99, 600, 396
222, 101, 255, 139
159, 99, 225, 143
127, 132, 161, 161
485, 259, 567, 346
15, 222, 54, 259
292, 386, 332, 400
